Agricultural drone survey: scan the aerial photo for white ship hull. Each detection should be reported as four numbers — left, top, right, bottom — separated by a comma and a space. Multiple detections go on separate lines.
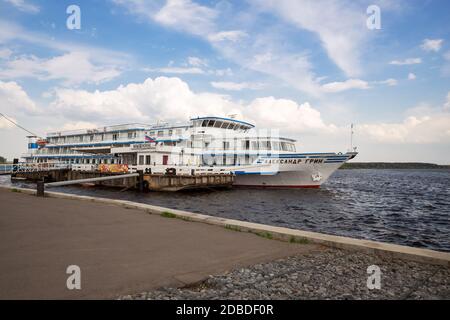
232, 152, 356, 188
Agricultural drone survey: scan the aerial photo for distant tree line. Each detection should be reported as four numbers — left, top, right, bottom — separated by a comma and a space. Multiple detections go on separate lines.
341, 162, 450, 169
0, 156, 7, 163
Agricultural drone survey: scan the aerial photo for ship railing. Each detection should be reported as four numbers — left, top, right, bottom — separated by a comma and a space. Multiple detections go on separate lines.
128, 165, 233, 176
47, 123, 150, 137
71, 164, 98, 172
14, 162, 71, 173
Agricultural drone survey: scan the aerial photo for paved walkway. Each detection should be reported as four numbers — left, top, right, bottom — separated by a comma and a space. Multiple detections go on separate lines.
0, 189, 321, 299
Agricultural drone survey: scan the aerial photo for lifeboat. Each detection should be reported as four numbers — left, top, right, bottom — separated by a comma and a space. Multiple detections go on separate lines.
36, 139, 48, 148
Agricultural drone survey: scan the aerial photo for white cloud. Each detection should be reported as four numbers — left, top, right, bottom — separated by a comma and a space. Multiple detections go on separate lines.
390, 58, 422, 65
0, 48, 12, 59
242, 51, 321, 96
3, 77, 450, 151
208, 30, 248, 43
154, 0, 217, 36
0, 80, 37, 114
211, 81, 264, 91
444, 92, 450, 111
0, 52, 122, 85
147, 58, 230, 77
0, 80, 36, 130
359, 115, 450, 144
144, 66, 205, 75
0, 19, 130, 67
442, 51, 450, 77
252, 0, 369, 77
408, 73, 416, 80
245, 97, 336, 134
0, 20, 128, 86
114, 0, 218, 38
212, 68, 233, 77
445, 51, 450, 61
378, 78, 398, 86
60, 121, 99, 131
47, 77, 331, 135
4, 0, 39, 14
187, 56, 208, 67
359, 93, 450, 144
49, 77, 241, 123
113, 0, 322, 96
0, 116, 16, 129
420, 38, 444, 52
321, 79, 370, 93
113, 0, 357, 92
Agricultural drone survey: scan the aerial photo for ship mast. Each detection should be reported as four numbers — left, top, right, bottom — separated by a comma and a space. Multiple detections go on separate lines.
350, 123, 354, 152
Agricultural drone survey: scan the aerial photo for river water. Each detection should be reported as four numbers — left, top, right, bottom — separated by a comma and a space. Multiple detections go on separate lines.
1, 169, 449, 252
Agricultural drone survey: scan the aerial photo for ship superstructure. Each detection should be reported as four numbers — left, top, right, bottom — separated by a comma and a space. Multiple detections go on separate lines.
23, 116, 357, 188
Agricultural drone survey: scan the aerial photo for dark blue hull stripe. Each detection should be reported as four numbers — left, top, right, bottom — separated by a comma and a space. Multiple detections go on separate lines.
235, 171, 279, 175
46, 141, 145, 148
23, 155, 115, 159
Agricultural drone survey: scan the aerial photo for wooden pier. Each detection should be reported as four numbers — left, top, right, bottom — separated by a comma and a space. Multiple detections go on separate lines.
143, 173, 234, 191
11, 167, 234, 192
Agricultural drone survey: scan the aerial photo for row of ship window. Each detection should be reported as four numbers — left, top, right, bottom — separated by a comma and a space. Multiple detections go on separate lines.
193, 119, 250, 131
145, 128, 185, 137
36, 140, 295, 154
196, 140, 295, 152
46, 129, 182, 145
48, 132, 139, 144
56, 158, 122, 164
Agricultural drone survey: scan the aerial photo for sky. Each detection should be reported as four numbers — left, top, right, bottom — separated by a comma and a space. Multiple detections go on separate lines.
0, 0, 449, 164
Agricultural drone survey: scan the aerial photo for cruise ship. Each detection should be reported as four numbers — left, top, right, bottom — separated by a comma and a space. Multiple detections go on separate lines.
22, 116, 357, 188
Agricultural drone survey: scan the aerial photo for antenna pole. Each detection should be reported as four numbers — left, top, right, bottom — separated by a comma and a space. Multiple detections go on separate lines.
350, 123, 354, 152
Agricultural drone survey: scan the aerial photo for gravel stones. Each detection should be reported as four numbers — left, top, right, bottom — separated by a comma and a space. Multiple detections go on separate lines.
120, 249, 450, 300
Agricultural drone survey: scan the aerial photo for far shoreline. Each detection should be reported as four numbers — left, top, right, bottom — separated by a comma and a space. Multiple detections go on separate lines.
341, 162, 450, 169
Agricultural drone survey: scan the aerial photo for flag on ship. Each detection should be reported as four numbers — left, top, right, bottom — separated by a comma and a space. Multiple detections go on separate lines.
144, 135, 156, 143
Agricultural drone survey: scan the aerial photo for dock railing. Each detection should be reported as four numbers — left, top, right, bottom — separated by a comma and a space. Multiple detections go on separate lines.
0, 164, 13, 174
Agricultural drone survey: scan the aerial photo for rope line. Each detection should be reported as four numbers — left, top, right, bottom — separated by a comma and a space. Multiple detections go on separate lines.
0, 112, 41, 138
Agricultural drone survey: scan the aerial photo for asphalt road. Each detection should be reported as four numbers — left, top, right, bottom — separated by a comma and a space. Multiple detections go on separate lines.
0, 189, 321, 299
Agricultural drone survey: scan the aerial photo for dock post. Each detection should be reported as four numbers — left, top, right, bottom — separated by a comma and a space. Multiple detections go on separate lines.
12, 158, 18, 174
36, 179, 45, 197
137, 170, 144, 192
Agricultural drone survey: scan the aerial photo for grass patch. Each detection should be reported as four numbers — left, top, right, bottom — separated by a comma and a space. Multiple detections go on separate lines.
254, 231, 273, 240
225, 224, 241, 232
161, 211, 177, 219
11, 188, 20, 193
289, 236, 309, 244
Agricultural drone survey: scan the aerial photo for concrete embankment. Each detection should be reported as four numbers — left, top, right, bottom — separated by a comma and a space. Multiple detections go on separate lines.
0, 186, 449, 299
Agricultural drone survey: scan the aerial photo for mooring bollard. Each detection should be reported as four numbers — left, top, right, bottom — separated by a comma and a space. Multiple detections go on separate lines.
36, 180, 45, 197
137, 170, 144, 192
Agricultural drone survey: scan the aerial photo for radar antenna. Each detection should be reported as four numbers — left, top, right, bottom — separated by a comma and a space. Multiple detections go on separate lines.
350, 123, 357, 152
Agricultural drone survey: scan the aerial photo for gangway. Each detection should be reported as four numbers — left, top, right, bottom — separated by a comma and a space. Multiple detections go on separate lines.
36, 172, 143, 197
